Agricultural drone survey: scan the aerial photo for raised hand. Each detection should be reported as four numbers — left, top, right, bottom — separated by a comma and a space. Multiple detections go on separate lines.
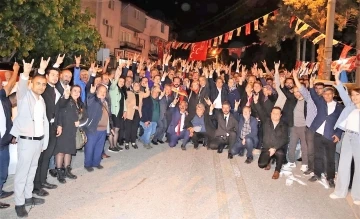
55, 54, 66, 66
261, 60, 267, 67
274, 61, 280, 71
22, 59, 34, 77
13, 62, 20, 73
64, 87, 70, 99
90, 84, 96, 94
39, 57, 51, 73
204, 97, 212, 106
75, 55, 81, 67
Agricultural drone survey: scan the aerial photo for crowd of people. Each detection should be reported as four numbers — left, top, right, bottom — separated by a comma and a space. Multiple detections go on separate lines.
0, 53, 359, 217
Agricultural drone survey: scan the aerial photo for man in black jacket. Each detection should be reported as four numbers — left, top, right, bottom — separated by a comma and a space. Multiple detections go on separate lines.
255, 104, 289, 179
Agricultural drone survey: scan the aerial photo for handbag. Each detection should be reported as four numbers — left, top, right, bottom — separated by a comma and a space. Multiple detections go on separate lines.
75, 128, 87, 149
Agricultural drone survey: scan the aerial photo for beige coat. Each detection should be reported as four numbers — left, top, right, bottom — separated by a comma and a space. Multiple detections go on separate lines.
125, 89, 150, 120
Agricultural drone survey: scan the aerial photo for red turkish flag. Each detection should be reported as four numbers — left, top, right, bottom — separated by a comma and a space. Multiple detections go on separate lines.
188, 41, 208, 61
228, 48, 242, 58
245, 23, 251, 35
356, 50, 360, 67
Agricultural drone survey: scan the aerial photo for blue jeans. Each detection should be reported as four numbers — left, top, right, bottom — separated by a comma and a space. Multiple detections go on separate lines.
84, 131, 107, 168
48, 156, 55, 169
140, 122, 157, 144
0, 145, 10, 191
231, 137, 258, 158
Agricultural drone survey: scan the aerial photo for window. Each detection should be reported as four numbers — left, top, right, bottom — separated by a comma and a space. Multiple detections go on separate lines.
161, 23, 165, 33
106, 26, 113, 38
121, 32, 131, 42
108, 0, 114, 10
134, 9, 140, 20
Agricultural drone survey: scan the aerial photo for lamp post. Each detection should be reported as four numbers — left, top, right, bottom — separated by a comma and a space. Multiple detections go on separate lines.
323, 0, 336, 80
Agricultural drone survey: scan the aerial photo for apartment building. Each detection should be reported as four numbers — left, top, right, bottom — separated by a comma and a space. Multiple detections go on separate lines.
80, 0, 169, 60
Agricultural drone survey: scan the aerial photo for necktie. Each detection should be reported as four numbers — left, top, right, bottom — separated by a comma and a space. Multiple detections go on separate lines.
224, 115, 228, 127
176, 115, 181, 136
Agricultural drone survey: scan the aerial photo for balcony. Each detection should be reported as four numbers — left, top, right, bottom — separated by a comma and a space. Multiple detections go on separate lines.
119, 41, 142, 53
121, 4, 146, 33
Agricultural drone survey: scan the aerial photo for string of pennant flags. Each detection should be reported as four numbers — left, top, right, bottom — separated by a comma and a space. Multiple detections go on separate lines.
165, 9, 279, 51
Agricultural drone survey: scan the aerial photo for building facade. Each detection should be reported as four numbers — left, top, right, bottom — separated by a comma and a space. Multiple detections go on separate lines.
80, 0, 169, 61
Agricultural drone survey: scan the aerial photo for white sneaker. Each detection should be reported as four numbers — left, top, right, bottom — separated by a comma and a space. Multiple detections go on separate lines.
283, 162, 296, 170
300, 165, 308, 172
354, 200, 360, 205
329, 193, 343, 199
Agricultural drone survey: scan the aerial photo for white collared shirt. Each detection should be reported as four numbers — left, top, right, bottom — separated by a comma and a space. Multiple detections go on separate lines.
316, 101, 337, 135
213, 88, 222, 109
0, 101, 6, 138
31, 92, 45, 137
174, 112, 186, 133
340, 109, 360, 133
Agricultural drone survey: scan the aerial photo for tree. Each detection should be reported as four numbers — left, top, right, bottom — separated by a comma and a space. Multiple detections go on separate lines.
258, 0, 358, 79
0, 0, 102, 65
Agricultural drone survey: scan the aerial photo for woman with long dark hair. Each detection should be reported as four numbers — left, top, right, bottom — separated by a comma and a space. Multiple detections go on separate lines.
55, 85, 88, 183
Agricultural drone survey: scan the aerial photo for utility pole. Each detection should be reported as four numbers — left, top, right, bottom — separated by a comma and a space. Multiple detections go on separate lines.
323, 0, 336, 80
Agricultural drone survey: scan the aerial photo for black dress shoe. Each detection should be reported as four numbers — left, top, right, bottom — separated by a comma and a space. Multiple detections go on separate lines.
125, 144, 129, 150
49, 169, 57, 178
41, 182, 57, 189
96, 165, 104, 169
308, 175, 321, 182
228, 153, 233, 159
297, 157, 302, 162
328, 179, 336, 188
132, 144, 138, 149
32, 188, 49, 197
245, 157, 253, 164
0, 202, 10, 208
25, 197, 45, 206
181, 145, 186, 150
15, 205, 28, 217
151, 140, 158, 145
85, 167, 94, 172
0, 190, 14, 199
194, 144, 199, 149
217, 147, 224, 154
157, 140, 165, 144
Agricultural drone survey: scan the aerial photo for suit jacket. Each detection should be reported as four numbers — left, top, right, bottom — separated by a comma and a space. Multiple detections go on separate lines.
159, 94, 173, 120
237, 116, 258, 140
262, 119, 288, 150
42, 83, 66, 126
167, 107, 189, 135
309, 88, 344, 141
184, 112, 215, 134
10, 74, 49, 150
208, 78, 228, 103
210, 111, 238, 137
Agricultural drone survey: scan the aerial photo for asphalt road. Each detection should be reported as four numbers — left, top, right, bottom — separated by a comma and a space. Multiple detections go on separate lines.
2, 143, 359, 219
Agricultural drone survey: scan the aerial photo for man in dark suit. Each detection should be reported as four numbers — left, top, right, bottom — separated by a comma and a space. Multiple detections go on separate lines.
167, 99, 190, 150
208, 77, 228, 113
208, 101, 239, 157
33, 56, 66, 197
308, 85, 344, 188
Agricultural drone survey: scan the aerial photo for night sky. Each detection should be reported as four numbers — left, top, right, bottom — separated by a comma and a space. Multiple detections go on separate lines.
126, 0, 310, 69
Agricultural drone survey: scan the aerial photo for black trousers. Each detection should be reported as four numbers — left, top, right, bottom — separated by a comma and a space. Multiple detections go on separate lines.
257, 120, 263, 149
208, 133, 237, 151
258, 148, 285, 172
314, 133, 336, 180
34, 123, 57, 190
125, 111, 141, 143
191, 132, 207, 147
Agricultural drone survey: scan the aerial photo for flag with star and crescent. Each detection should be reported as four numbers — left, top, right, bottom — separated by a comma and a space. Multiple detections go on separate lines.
188, 41, 208, 61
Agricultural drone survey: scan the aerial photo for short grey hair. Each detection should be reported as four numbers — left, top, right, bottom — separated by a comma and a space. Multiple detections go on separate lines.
196, 103, 205, 110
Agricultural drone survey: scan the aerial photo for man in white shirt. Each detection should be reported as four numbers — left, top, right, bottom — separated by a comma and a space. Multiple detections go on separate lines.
10, 59, 50, 218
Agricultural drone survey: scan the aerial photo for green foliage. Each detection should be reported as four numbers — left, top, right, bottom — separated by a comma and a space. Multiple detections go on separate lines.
258, 0, 359, 52
0, 0, 102, 65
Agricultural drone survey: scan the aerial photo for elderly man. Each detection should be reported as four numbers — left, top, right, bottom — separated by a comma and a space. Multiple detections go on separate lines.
185, 103, 214, 149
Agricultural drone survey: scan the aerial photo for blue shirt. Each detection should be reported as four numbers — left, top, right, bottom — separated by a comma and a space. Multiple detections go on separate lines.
192, 115, 206, 132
